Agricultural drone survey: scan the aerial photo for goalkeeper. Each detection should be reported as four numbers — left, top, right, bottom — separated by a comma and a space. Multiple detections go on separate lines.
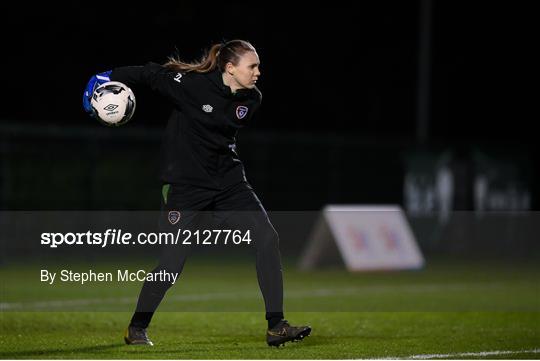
82, 39, 310, 347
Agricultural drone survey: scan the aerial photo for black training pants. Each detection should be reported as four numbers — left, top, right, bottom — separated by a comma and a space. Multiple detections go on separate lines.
130, 181, 284, 328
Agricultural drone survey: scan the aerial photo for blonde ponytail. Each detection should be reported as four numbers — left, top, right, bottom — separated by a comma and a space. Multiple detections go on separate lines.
164, 44, 222, 73
164, 40, 256, 74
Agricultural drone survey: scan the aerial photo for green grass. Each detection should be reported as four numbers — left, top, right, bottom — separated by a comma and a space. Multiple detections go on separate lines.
1, 312, 539, 359
1, 256, 539, 359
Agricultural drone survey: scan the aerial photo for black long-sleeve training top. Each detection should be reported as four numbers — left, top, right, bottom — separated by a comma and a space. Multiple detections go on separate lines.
111, 63, 262, 189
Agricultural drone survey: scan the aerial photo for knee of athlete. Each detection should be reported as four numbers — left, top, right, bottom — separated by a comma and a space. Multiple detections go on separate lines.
148, 266, 182, 291
153, 264, 183, 277
256, 228, 280, 251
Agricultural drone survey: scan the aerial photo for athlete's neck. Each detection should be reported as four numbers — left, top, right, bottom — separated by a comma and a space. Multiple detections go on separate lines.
222, 73, 241, 94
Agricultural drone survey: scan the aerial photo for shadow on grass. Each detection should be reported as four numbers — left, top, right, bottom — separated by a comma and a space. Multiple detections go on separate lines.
0, 335, 414, 358
0, 343, 124, 358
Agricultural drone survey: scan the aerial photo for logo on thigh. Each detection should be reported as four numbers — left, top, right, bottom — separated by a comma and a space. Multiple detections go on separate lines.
168, 211, 181, 225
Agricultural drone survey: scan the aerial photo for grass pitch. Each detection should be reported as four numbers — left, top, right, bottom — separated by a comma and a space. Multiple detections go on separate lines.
1, 255, 539, 359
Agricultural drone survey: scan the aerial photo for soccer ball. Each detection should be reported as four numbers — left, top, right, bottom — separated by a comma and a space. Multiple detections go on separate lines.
91, 81, 136, 126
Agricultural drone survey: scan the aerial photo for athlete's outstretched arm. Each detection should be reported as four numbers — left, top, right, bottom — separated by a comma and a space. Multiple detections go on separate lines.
110, 62, 191, 108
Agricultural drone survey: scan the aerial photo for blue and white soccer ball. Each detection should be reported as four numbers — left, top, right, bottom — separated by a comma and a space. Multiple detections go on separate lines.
91, 81, 136, 126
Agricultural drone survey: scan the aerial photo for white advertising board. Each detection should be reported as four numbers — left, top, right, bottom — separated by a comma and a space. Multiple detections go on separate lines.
299, 205, 424, 271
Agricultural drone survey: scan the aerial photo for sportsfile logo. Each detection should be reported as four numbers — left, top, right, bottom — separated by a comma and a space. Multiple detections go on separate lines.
40, 228, 252, 248
103, 104, 119, 111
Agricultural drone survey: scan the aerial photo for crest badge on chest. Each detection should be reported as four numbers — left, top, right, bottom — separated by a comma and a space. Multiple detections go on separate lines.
236, 106, 248, 120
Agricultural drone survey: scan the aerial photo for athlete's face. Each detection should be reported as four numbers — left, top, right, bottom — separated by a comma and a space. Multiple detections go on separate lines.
228, 51, 261, 90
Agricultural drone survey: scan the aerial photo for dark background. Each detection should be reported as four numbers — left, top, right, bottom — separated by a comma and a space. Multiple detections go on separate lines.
0, 1, 537, 211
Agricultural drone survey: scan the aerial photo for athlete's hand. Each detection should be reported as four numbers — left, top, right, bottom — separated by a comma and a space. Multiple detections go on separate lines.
82, 71, 112, 116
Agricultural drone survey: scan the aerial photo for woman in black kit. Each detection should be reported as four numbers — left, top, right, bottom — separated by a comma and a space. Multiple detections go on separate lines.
83, 40, 311, 347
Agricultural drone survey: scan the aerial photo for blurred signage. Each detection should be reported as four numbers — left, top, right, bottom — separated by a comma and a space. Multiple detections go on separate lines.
299, 205, 424, 271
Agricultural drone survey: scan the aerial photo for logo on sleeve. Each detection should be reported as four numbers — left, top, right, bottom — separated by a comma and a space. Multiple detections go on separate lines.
202, 104, 213, 113
236, 106, 248, 119
168, 211, 181, 225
